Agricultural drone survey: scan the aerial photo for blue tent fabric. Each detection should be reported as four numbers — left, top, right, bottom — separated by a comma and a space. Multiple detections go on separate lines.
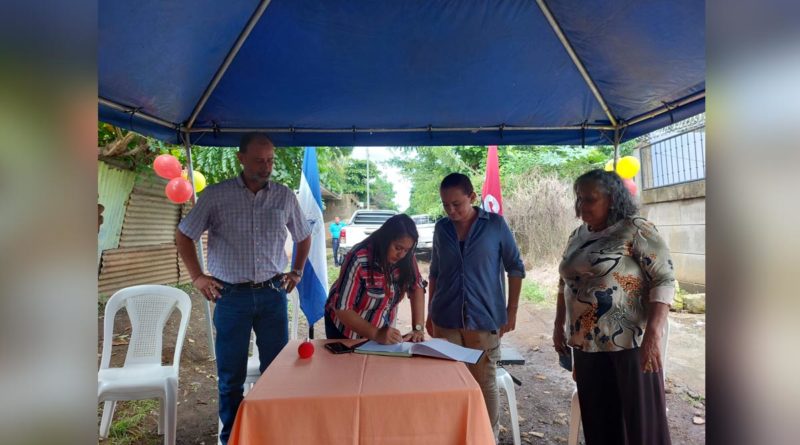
99, 0, 704, 147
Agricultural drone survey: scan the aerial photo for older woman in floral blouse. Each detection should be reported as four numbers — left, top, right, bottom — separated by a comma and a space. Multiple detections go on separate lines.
553, 169, 674, 445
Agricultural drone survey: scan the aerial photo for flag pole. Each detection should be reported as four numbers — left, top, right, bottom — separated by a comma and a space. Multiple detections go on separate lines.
182, 132, 216, 361
481, 145, 507, 311
291, 289, 299, 340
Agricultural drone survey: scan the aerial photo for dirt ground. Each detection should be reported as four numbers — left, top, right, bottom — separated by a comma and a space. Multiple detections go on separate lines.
98, 257, 705, 444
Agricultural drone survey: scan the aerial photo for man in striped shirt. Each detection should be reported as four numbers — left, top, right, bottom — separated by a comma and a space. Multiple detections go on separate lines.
176, 133, 311, 445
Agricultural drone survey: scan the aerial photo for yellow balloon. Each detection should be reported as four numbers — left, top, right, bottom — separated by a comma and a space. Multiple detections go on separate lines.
181, 170, 207, 193
615, 156, 640, 179
604, 160, 614, 172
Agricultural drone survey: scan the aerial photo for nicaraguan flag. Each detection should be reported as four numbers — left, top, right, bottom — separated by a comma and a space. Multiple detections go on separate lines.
293, 147, 329, 327
481, 145, 503, 215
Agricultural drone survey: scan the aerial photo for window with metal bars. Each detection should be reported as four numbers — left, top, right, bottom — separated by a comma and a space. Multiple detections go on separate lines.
640, 124, 705, 190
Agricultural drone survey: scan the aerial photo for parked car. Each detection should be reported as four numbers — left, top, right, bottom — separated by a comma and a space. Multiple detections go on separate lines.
338, 209, 398, 258
411, 214, 435, 255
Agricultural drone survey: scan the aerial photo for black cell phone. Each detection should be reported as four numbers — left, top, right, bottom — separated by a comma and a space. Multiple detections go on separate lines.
324, 342, 353, 354
558, 347, 573, 372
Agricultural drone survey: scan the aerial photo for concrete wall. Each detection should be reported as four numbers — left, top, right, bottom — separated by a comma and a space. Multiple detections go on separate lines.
639, 180, 706, 292
321, 193, 360, 243
323, 193, 359, 226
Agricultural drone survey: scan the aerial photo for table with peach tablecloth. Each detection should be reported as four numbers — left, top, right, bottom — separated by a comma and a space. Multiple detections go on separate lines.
228, 339, 495, 445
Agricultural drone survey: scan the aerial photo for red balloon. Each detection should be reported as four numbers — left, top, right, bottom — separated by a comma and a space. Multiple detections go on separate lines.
153, 154, 182, 179
298, 341, 315, 359
622, 178, 638, 196
165, 178, 194, 203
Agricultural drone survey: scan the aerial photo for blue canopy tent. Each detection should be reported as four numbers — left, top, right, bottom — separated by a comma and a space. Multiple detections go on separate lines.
99, 0, 704, 148
99, 0, 705, 354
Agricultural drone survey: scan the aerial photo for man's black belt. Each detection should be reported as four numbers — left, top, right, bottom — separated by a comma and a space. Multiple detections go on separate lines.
230, 274, 284, 289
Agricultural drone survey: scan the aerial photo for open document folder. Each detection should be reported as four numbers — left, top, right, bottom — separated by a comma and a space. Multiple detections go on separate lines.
354, 338, 483, 365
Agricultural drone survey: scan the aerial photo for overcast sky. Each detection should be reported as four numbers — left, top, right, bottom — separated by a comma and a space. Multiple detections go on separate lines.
350, 147, 412, 211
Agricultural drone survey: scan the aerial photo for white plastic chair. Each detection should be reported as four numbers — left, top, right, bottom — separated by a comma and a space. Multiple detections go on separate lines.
218, 334, 258, 445
568, 320, 670, 445
98, 285, 192, 445
497, 367, 521, 445
243, 333, 261, 396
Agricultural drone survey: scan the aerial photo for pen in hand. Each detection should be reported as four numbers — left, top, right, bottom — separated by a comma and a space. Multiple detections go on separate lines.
376, 312, 403, 344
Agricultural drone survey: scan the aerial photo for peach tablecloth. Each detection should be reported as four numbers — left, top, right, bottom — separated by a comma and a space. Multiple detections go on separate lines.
229, 339, 495, 445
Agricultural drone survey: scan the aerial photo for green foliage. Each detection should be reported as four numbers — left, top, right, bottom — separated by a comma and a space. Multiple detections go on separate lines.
98, 122, 118, 146
102, 399, 160, 444
393, 142, 638, 216
98, 123, 159, 171
342, 159, 397, 210
520, 280, 548, 305
100, 122, 354, 191
147, 135, 351, 190
391, 147, 484, 216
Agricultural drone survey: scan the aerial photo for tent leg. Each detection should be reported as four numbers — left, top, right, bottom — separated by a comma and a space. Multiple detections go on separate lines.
612, 127, 621, 168
291, 290, 300, 340
183, 133, 216, 361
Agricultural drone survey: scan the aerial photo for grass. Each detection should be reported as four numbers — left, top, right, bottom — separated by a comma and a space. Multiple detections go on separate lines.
327, 248, 341, 286
98, 293, 111, 315
520, 280, 549, 305
680, 390, 706, 407
174, 282, 195, 294
99, 399, 160, 445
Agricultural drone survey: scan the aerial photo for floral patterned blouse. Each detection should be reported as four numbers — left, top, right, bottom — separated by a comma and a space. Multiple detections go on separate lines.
558, 217, 675, 352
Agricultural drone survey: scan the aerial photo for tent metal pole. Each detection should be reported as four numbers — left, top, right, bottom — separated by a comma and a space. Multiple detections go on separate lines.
622, 92, 705, 128
99, 97, 177, 130
290, 290, 299, 340
186, 0, 273, 129
182, 133, 216, 361
536, 0, 618, 127
186, 124, 617, 134
613, 127, 621, 168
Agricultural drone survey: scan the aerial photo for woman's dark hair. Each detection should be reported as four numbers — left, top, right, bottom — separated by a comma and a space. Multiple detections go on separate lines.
440, 172, 474, 195
573, 169, 638, 226
360, 214, 419, 291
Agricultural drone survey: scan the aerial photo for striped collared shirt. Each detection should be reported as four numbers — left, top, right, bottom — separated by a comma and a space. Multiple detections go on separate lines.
325, 243, 423, 339
178, 175, 311, 284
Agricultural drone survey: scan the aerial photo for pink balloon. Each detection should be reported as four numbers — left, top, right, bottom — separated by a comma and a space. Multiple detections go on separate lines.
153, 154, 182, 179
622, 178, 638, 196
165, 178, 193, 203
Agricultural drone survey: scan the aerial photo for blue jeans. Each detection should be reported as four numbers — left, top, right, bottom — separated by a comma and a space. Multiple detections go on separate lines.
332, 237, 341, 265
214, 283, 288, 444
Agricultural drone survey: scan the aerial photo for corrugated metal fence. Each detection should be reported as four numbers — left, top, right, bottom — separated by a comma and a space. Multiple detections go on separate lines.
97, 162, 136, 264
119, 174, 181, 247
98, 166, 207, 295
179, 204, 208, 284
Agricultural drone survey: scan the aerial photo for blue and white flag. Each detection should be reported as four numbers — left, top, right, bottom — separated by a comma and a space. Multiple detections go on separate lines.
293, 147, 329, 328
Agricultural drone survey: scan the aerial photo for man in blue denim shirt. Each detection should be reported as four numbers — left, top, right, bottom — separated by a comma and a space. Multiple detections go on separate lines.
426, 173, 525, 438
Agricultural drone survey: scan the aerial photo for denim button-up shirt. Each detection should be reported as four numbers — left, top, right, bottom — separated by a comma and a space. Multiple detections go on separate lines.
429, 207, 526, 331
